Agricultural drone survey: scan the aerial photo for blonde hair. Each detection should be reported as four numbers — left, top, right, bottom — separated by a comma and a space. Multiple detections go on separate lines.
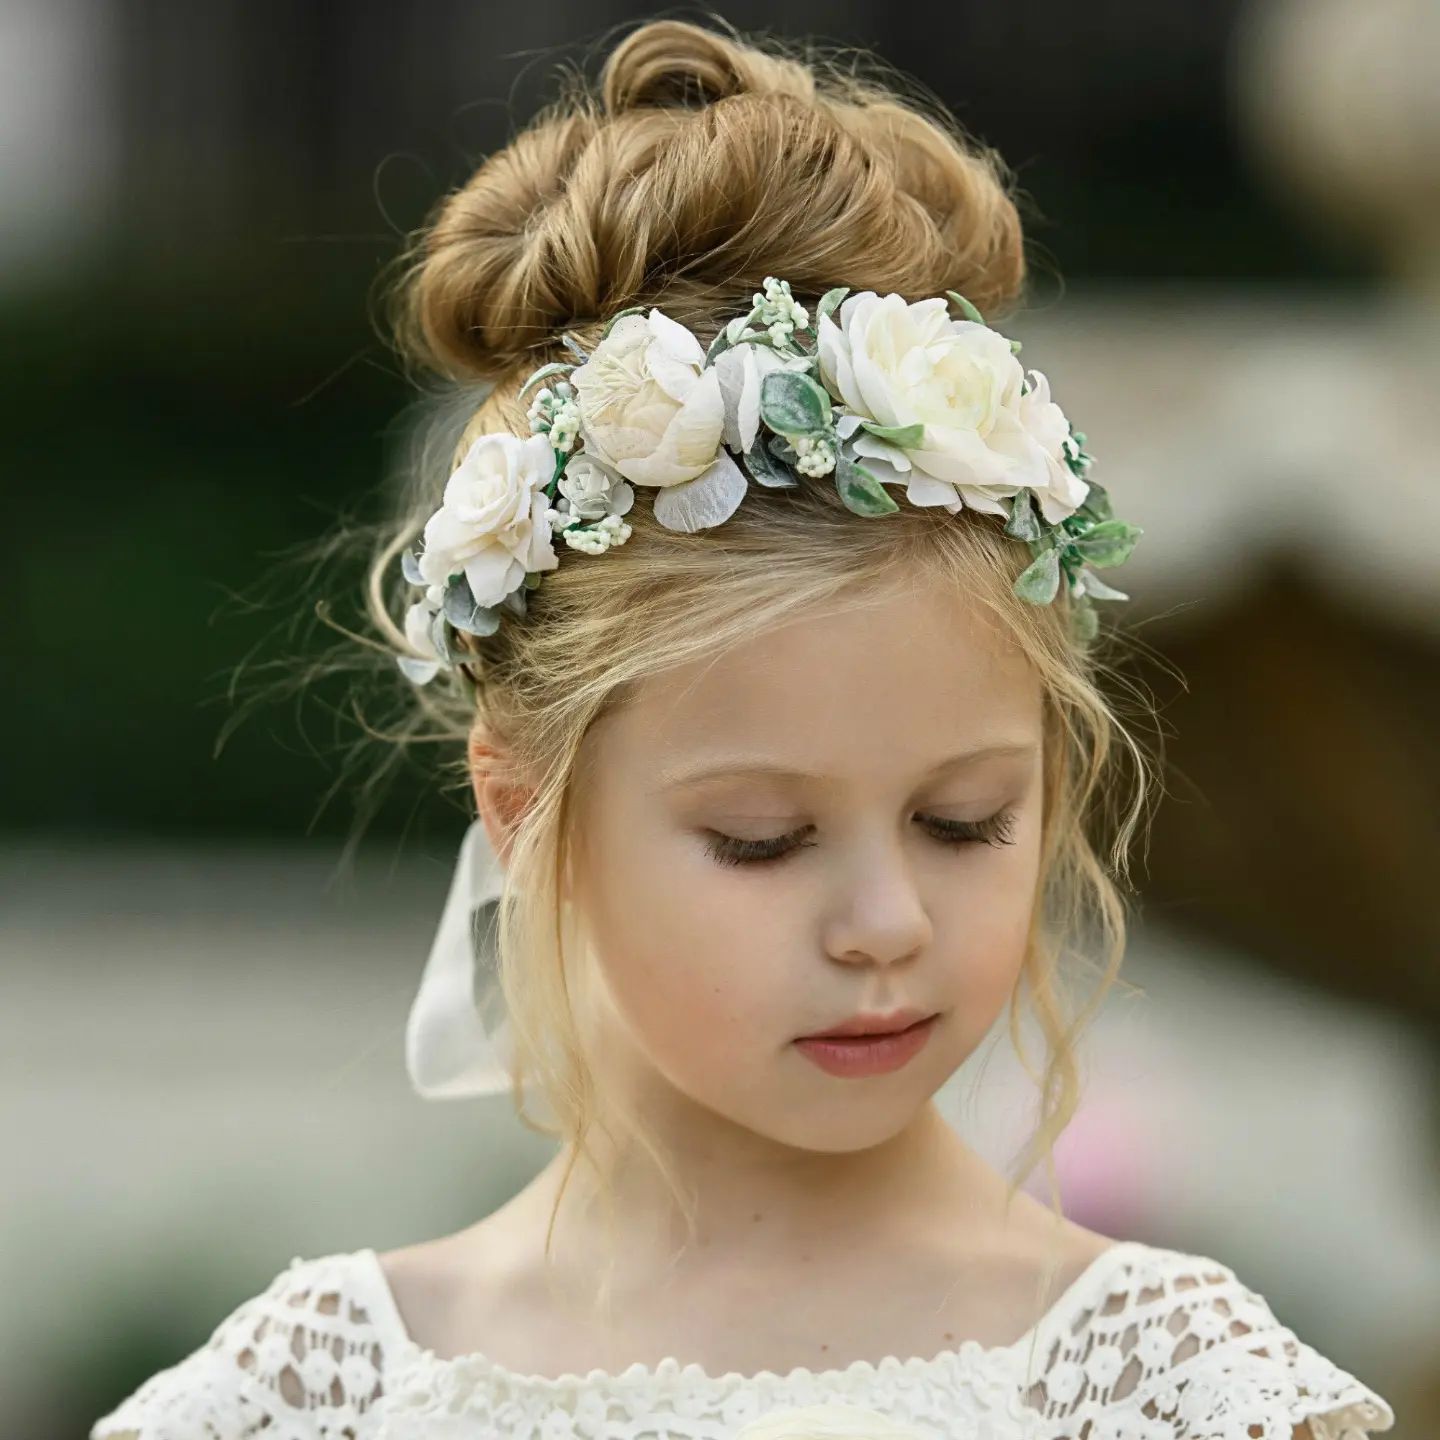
266, 16, 1160, 1331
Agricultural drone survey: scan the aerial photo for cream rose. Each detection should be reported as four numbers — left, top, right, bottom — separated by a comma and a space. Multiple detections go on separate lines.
734, 1403, 935, 1440
555, 452, 635, 522
569, 310, 727, 487
417, 431, 558, 609
818, 291, 1088, 523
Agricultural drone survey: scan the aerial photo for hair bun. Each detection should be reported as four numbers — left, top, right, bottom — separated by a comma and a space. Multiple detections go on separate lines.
393, 20, 1027, 388
600, 19, 814, 112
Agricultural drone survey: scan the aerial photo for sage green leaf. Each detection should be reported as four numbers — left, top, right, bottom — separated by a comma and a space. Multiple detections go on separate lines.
601, 306, 648, 340
816, 287, 850, 324
561, 333, 588, 362
1079, 567, 1129, 601
518, 362, 575, 399
834, 456, 899, 517
401, 548, 425, 585
768, 434, 800, 464
500, 585, 528, 619
1009, 339, 1022, 353
726, 312, 757, 344
946, 291, 986, 326
1078, 480, 1113, 522
859, 420, 924, 447
1069, 519, 1142, 568
1071, 597, 1100, 643
444, 575, 503, 637
759, 369, 832, 435
705, 327, 734, 364
743, 441, 799, 488
1013, 546, 1062, 604
427, 607, 455, 663
524, 571, 544, 590
1003, 493, 1042, 542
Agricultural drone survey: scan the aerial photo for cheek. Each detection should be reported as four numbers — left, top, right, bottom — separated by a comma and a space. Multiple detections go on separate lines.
580, 827, 792, 1076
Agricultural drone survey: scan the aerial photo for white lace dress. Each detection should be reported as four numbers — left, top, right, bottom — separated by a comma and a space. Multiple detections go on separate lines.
89, 1239, 1395, 1440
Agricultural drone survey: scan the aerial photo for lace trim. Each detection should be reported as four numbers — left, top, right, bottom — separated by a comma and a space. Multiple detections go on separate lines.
356, 1240, 1148, 1391
89, 1242, 1397, 1440
89, 1254, 387, 1440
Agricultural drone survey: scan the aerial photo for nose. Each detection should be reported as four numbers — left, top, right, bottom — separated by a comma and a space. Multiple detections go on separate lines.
821, 838, 934, 969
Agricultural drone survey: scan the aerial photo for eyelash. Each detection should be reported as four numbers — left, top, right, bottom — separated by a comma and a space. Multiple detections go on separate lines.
702, 810, 1019, 868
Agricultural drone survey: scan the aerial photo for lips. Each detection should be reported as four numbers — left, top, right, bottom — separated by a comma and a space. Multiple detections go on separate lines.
799, 1008, 936, 1040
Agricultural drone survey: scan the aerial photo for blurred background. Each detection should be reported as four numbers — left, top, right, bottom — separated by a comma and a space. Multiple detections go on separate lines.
4, 1, 1438, 1435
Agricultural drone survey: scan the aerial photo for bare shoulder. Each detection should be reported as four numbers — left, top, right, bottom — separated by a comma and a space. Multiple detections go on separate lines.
373, 1209, 517, 1353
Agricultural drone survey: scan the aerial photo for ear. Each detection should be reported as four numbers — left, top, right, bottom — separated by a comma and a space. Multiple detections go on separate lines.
468, 730, 534, 869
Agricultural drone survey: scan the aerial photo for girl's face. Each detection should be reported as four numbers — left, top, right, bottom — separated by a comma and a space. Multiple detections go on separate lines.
571, 580, 1045, 1154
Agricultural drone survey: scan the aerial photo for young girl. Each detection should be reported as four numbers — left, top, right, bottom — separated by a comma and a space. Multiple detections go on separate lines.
91, 19, 1396, 1440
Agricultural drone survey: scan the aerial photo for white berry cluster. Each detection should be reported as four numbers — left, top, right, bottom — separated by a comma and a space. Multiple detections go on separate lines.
526, 381, 581, 453
793, 434, 836, 477
753, 276, 810, 348
544, 506, 632, 554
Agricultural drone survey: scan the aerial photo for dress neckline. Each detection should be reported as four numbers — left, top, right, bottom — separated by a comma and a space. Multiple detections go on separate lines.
348, 1238, 1149, 1392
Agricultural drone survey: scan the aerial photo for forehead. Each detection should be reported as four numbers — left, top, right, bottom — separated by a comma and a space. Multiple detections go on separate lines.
593, 585, 1043, 790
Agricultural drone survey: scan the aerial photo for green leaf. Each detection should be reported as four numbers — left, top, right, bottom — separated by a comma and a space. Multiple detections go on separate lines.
1077, 480, 1113, 523
834, 456, 899, 516
1002, 493, 1042, 542
427, 607, 455, 663
601, 306, 648, 340
816, 287, 850, 324
726, 311, 758, 344
743, 441, 799, 489
443, 575, 503, 637
768, 434, 800, 464
523, 571, 544, 591
946, 291, 987, 326
859, 420, 924, 447
518, 361, 575, 399
1009, 339, 1022, 354
500, 585, 529, 619
1071, 596, 1100, 644
759, 369, 832, 435
1013, 546, 1062, 604
560, 333, 589, 362
705, 327, 734, 364
1068, 519, 1142, 568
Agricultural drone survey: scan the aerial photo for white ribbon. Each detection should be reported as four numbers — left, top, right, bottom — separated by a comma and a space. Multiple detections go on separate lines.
404, 817, 517, 1099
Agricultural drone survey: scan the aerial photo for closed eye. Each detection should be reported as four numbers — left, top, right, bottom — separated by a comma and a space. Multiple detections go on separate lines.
702, 809, 1018, 868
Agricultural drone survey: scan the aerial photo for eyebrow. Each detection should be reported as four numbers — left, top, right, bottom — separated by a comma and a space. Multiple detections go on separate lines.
655, 741, 1040, 792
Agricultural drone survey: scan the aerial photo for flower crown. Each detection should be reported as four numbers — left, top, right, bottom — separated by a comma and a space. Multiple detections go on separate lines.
396, 278, 1142, 685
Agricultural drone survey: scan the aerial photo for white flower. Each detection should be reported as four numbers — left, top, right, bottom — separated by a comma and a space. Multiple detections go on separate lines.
555, 453, 635, 522
569, 310, 727, 488
734, 1402, 934, 1440
416, 431, 558, 609
818, 291, 1090, 523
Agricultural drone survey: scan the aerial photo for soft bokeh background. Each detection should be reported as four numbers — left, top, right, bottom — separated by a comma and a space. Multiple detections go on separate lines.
5, 2, 1438, 1436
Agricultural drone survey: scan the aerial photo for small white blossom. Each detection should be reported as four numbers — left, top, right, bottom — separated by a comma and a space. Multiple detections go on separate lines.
793, 434, 835, 477
752, 276, 809, 349
526, 381, 582, 454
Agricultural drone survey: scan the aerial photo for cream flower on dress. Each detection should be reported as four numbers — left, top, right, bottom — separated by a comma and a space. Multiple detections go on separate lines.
818, 291, 1089, 524
733, 1402, 935, 1440
416, 431, 559, 608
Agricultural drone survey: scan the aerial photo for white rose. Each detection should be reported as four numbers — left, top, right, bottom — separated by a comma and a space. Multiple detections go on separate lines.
417, 432, 558, 609
818, 292, 1089, 524
734, 1403, 934, 1440
569, 310, 727, 487
555, 453, 635, 521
